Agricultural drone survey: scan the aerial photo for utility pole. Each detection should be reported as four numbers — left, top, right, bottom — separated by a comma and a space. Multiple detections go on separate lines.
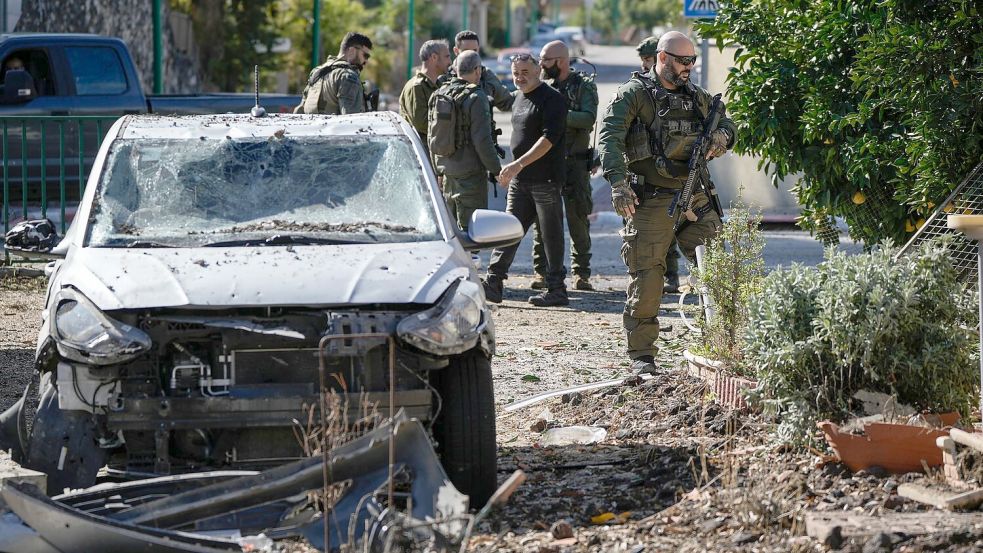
505, 0, 511, 46
462, 0, 468, 30
529, 1, 539, 38
152, 0, 162, 94
311, 0, 322, 70
407, 0, 415, 80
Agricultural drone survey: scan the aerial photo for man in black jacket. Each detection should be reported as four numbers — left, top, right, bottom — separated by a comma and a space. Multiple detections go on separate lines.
482, 53, 569, 307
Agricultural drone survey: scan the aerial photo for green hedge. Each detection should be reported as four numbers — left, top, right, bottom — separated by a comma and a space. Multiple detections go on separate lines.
744, 240, 979, 444
699, 1, 983, 245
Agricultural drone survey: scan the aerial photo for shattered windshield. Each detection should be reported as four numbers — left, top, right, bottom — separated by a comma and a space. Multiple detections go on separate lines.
86, 135, 441, 247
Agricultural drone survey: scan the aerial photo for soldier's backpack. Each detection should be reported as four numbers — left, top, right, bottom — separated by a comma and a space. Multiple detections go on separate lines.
295, 59, 356, 114
427, 81, 475, 157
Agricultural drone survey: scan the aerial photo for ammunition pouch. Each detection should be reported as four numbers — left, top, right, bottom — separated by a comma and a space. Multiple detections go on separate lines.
625, 118, 654, 164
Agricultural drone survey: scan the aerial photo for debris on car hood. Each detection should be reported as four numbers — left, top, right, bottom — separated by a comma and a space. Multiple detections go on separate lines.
55, 242, 467, 310
0, 413, 479, 553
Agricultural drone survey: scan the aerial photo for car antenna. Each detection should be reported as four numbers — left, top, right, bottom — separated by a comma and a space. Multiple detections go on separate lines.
571, 57, 597, 78
250, 65, 267, 117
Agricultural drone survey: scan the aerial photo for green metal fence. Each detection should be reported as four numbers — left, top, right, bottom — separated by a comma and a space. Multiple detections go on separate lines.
1, 115, 119, 242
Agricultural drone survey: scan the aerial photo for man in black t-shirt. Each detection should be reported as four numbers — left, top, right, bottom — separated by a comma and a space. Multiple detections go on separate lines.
482, 53, 569, 307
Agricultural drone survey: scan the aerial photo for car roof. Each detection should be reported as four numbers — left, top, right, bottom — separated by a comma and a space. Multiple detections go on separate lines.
116, 112, 410, 140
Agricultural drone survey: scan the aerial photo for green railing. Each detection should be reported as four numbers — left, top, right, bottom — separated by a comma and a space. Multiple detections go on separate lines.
1, 115, 119, 242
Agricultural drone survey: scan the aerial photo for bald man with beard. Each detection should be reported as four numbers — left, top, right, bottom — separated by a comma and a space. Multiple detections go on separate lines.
528, 40, 598, 292
597, 31, 737, 375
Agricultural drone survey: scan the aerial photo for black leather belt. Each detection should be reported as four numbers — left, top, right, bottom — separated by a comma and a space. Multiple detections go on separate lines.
643, 184, 680, 198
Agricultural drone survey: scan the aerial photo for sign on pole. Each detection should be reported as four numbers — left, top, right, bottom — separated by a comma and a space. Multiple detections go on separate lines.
683, 0, 718, 18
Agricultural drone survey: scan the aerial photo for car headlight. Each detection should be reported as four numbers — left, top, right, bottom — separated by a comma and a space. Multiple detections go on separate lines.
397, 279, 485, 356
50, 288, 151, 365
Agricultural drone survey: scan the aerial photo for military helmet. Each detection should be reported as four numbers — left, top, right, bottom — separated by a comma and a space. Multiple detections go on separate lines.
635, 36, 660, 57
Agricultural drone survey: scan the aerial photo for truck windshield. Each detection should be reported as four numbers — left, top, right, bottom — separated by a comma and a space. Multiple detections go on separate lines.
86, 135, 441, 247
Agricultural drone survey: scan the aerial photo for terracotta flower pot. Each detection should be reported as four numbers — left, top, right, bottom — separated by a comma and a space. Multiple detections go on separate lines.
818, 416, 960, 474
683, 349, 758, 410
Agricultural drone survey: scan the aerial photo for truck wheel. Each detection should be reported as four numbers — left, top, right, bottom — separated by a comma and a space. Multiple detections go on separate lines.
431, 352, 497, 508
25, 374, 105, 494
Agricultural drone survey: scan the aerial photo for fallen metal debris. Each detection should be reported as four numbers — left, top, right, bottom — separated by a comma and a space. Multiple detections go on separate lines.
0, 413, 483, 553
503, 375, 652, 413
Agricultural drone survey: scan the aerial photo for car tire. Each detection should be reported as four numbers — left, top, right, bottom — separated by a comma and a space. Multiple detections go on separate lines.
25, 373, 106, 494
431, 352, 497, 508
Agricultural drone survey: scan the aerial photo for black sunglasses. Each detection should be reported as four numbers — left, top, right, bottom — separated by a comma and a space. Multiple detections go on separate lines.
510, 53, 539, 64
664, 51, 697, 66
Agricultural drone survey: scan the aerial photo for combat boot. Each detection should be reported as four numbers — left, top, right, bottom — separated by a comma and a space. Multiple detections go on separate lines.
530, 275, 547, 290
528, 287, 569, 307
574, 276, 594, 291
482, 275, 504, 304
664, 272, 680, 294
630, 355, 658, 375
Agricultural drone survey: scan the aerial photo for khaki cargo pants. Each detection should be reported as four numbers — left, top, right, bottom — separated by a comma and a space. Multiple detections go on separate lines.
621, 189, 720, 359
444, 173, 489, 232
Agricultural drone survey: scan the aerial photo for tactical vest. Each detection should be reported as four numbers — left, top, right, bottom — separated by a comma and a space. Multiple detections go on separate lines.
625, 72, 709, 177
297, 58, 357, 114
554, 71, 592, 154
427, 81, 476, 157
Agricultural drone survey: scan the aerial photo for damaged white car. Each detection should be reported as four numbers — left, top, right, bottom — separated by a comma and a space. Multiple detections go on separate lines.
1, 111, 521, 506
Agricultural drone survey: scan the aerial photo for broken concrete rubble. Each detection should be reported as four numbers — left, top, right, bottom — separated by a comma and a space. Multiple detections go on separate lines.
0, 413, 493, 553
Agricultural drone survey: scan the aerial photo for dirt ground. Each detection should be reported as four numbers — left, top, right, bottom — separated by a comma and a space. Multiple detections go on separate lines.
2, 271, 982, 552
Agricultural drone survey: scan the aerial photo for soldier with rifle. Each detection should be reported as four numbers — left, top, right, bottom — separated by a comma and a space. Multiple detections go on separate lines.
597, 31, 736, 375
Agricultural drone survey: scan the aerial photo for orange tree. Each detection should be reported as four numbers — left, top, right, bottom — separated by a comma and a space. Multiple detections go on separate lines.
699, 1, 983, 245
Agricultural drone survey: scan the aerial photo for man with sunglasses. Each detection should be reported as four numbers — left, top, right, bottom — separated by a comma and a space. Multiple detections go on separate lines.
598, 31, 737, 375
295, 32, 373, 115
482, 53, 569, 307
528, 40, 599, 292
638, 35, 684, 294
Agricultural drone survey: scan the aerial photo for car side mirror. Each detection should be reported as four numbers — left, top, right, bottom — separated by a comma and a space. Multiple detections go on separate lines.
458, 209, 523, 251
4, 218, 63, 258
1, 70, 36, 104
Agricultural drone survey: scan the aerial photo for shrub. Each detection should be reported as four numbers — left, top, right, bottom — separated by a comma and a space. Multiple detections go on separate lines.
693, 205, 765, 376
745, 239, 979, 444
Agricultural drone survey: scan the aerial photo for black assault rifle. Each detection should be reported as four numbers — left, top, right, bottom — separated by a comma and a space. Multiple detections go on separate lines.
669, 93, 724, 234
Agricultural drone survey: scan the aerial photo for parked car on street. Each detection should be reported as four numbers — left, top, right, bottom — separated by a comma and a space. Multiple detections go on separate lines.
1, 111, 523, 505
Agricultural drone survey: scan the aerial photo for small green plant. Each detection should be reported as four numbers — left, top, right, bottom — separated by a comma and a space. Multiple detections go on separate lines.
745, 238, 979, 444
692, 204, 766, 376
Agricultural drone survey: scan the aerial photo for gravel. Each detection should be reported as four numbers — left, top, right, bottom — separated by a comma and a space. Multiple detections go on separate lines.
4, 269, 983, 552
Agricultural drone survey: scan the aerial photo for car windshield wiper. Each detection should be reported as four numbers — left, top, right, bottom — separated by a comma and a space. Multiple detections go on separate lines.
103, 240, 176, 248
201, 234, 357, 247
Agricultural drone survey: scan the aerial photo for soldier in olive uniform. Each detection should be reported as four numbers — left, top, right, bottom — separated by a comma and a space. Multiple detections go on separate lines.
294, 32, 372, 115
529, 40, 598, 291
598, 31, 736, 374
428, 50, 502, 232
637, 35, 682, 293
453, 31, 515, 150
399, 39, 452, 158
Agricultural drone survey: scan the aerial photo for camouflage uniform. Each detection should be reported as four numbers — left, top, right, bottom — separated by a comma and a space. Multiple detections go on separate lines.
294, 56, 365, 115
598, 70, 736, 361
531, 69, 598, 282
399, 71, 443, 157
428, 77, 502, 231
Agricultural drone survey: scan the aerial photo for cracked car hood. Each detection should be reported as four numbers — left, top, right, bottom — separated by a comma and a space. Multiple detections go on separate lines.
54, 241, 468, 311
